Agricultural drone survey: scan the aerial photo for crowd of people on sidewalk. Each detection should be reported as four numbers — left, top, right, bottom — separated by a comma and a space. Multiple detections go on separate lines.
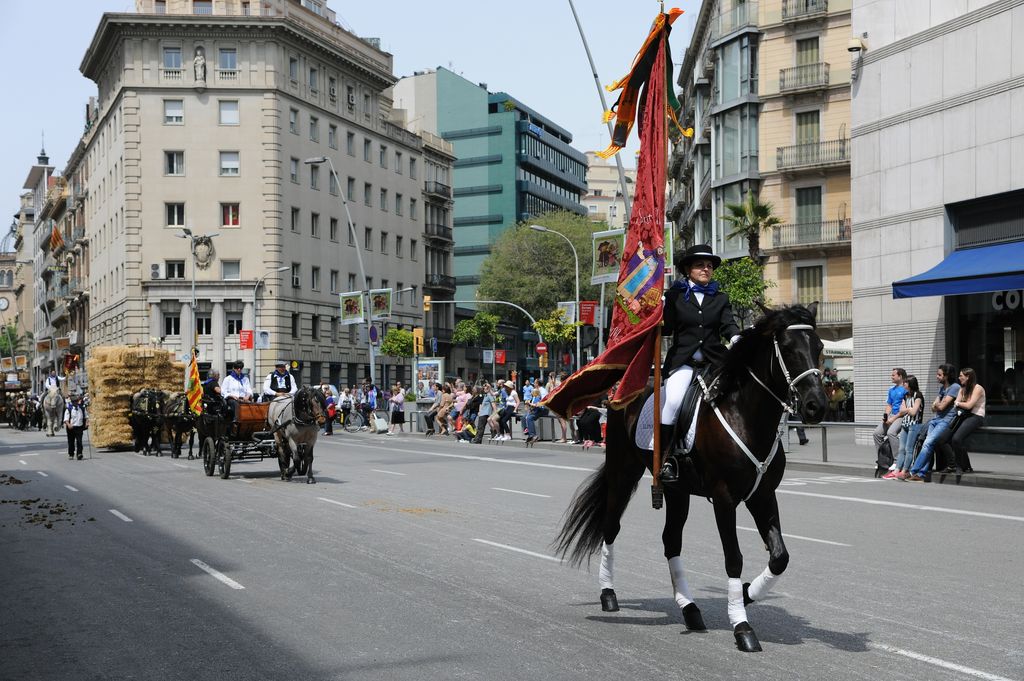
875, 363, 987, 482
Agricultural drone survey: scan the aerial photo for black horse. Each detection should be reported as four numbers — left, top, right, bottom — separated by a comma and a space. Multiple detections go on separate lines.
555, 304, 827, 653
129, 389, 166, 455
162, 393, 197, 459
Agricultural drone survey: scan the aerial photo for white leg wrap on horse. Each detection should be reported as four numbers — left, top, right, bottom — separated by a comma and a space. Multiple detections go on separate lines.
746, 566, 781, 602
667, 556, 693, 608
727, 578, 747, 628
599, 543, 614, 590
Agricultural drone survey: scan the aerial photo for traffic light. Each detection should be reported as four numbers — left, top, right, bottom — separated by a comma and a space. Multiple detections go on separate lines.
412, 327, 424, 355
423, 295, 431, 312
538, 353, 549, 368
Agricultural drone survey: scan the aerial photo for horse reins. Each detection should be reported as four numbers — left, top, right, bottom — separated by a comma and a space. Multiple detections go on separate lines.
699, 323, 822, 501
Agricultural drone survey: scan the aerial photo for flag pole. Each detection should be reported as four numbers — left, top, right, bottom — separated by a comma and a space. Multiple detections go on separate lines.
651, 8, 667, 511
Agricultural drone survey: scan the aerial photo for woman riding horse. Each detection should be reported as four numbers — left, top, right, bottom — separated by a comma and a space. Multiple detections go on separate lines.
556, 303, 828, 653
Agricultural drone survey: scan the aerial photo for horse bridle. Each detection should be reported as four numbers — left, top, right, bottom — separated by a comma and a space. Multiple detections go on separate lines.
746, 324, 821, 415
291, 389, 318, 427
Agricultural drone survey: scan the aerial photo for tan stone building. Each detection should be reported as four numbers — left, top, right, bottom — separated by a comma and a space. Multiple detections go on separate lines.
76, 0, 449, 387
583, 151, 636, 230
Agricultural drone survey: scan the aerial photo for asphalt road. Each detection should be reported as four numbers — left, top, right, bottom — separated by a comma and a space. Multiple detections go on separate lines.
2, 427, 1022, 681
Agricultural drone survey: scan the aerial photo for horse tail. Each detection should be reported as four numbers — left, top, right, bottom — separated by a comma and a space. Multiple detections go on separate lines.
554, 463, 613, 567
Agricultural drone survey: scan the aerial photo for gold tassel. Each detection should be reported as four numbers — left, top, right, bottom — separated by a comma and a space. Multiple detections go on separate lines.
596, 144, 623, 159
602, 110, 616, 123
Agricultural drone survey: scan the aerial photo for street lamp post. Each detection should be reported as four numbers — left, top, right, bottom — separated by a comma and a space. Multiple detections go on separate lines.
305, 156, 377, 387
253, 266, 289, 379
177, 228, 219, 359
529, 225, 580, 373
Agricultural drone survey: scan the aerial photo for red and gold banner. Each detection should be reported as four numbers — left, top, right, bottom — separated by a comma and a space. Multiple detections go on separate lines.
544, 13, 674, 417
186, 352, 203, 415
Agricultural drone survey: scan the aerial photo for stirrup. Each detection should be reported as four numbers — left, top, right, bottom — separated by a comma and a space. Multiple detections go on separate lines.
659, 455, 680, 484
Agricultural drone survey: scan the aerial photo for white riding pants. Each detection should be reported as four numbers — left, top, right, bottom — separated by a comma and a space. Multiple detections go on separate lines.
661, 365, 694, 425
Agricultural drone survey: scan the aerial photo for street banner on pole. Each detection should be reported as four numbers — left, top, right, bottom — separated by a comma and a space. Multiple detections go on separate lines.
14, 355, 27, 370
56, 337, 71, 350
255, 330, 270, 349
36, 339, 52, 353
0, 358, 13, 372
239, 330, 254, 350
495, 349, 506, 365
369, 288, 393, 320
556, 301, 576, 325
339, 291, 364, 325
579, 301, 598, 325
544, 8, 679, 418
482, 349, 494, 364
591, 228, 624, 285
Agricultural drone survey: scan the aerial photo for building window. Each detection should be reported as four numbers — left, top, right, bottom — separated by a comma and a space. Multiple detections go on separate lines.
226, 314, 243, 335
328, 76, 337, 101
165, 260, 186, 279
346, 177, 355, 201
329, 171, 338, 195
796, 265, 823, 304
364, 227, 372, 250
379, 145, 388, 168
218, 100, 239, 125
193, 0, 212, 14
395, 235, 403, 257
310, 164, 319, 189
309, 115, 319, 142
154, 0, 166, 13
166, 203, 185, 227
291, 313, 300, 338
310, 212, 320, 237
222, 260, 241, 280
347, 225, 355, 246
410, 198, 417, 220
380, 231, 388, 253
410, 239, 417, 261
221, 203, 240, 227
395, 193, 403, 216
330, 316, 338, 342
346, 131, 355, 156
290, 157, 299, 183
289, 57, 299, 81
196, 316, 212, 335
329, 269, 338, 293
311, 314, 320, 339
395, 151, 402, 174
308, 67, 318, 93
364, 182, 372, 206
219, 151, 240, 176
380, 188, 387, 212
163, 47, 182, 69
311, 267, 320, 291
218, 48, 237, 70
328, 124, 337, 149
291, 207, 300, 232
291, 263, 301, 288
330, 217, 338, 241
240, 1, 250, 15
163, 99, 183, 124
164, 151, 184, 175
363, 138, 371, 162
164, 314, 181, 336
289, 108, 298, 134
409, 157, 417, 179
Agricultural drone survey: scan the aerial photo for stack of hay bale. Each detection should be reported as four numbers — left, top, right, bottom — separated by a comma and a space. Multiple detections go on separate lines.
85, 347, 186, 448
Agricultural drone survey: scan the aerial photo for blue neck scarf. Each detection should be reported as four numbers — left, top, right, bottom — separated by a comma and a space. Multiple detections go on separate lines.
674, 278, 719, 302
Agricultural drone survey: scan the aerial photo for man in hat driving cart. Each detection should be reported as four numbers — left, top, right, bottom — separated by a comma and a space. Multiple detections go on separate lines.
263, 360, 297, 401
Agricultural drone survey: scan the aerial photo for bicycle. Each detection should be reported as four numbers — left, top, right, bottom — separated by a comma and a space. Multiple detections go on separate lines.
341, 407, 367, 433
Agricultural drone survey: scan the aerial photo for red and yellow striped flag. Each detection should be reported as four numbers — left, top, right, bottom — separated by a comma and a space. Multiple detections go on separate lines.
50, 224, 65, 251
186, 352, 203, 415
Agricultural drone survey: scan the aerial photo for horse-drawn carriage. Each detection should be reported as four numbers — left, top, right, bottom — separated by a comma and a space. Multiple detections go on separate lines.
198, 387, 325, 483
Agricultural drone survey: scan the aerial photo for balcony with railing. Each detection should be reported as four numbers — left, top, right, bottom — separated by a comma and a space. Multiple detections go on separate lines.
776, 139, 850, 171
216, 69, 239, 83
425, 222, 453, 241
782, 0, 828, 22
814, 299, 852, 326
161, 68, 183, 83
72, 227, 86, 244
769, 219, 851, 251
779, 62, 830, 94
424, 181, 452, 200
711, 1, 758, 41
424, 273, 456, 292
699, 167, 712, 204
700, 103, 712, 140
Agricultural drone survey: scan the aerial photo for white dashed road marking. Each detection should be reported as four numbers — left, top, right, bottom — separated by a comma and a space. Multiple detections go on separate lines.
37, 472, 48, 477
472, 539, 562, 563
492, 487, 551, 498
108, 509, 133, 522
318, 497, 357, 509
870, 643, 1016, 681
737, 525, 851, 547
371, 469, 406, 476
190, 559, 245, 590
778, 490, 1024, 523
64, 485, 79, 492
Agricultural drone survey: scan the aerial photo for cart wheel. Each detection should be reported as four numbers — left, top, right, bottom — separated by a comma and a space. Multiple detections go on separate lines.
202, 437, 216, 476
219, 440, 232, 479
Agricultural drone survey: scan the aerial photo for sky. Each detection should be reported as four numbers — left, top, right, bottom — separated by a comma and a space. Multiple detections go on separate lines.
0, 0, 696, 215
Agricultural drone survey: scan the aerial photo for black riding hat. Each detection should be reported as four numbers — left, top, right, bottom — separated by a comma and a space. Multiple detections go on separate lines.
678, 244, 722, 270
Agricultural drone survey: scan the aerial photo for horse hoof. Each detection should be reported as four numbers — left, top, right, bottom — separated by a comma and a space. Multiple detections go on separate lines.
743, 582, 754, 606
733, 622, 762, 652
682, 603, 706, 631
600, 588, 619, 612
306, 477, 316, 484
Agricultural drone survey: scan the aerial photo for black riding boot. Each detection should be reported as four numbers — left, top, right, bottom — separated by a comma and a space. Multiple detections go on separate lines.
658, 424, 680, 484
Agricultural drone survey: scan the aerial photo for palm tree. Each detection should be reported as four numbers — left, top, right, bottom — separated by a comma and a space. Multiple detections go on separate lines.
721, 190, 782, 262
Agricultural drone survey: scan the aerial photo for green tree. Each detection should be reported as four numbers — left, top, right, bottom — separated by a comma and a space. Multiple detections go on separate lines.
532, 309, 580, 372
721, 190, 782, 261
452, 312, 500, 345
380, 328, 413, 358
714, 257, 777, 329
477, 211, 605, 324
0, 321, 30, 358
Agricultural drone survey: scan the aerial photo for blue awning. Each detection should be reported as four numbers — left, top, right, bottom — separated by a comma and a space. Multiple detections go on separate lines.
892, 241, 1024, 299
